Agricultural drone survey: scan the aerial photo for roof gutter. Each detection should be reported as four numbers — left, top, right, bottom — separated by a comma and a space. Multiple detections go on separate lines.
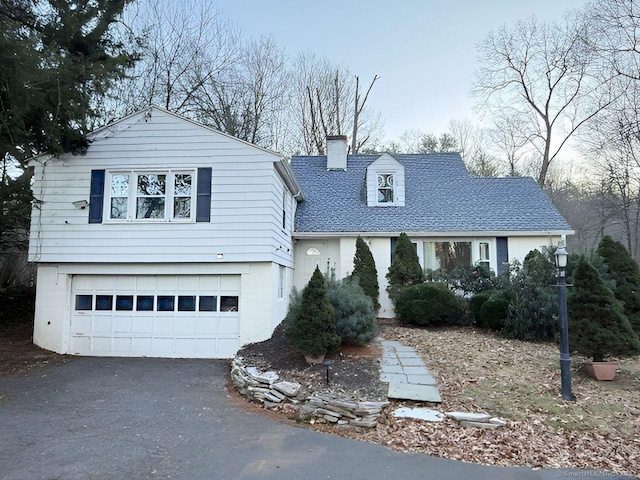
274, 158, 303, 201
293, 229, 575, 239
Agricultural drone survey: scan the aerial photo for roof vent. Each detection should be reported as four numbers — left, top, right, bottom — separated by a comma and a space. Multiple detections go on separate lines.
326, 135, 347, 170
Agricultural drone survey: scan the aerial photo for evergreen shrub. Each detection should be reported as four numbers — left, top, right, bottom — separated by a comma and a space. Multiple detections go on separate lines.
501, 249, 558, 341
286, 266, 341, 357
469, 291, 494, 323
386, 232, 424, 303
352, 236, 380, 311
327, 275, 378, 345
568, 257, 640, 362
395, 283, 460, 326
597, 236, 640, 335
477, 292, 510, 331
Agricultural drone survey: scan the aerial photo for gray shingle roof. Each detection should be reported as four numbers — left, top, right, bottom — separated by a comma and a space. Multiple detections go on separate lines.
290, 153, 572, 233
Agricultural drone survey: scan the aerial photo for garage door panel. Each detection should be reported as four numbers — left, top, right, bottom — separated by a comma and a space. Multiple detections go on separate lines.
156, 276, 178, 291
71, 336, 91, 353
114, 317, 133, 333
113, 337, 132, 352
116, 276, 136, 290
220, 275, 240, 290
72, 316, 91, 335
135, 276, 156, 291
175, 338, 195, 354
71, 274, 241, 358
152, 338, 173, 353
133, 316, 153, 333
198, 276, 219, 290
218, 338, 240, 357
175, 318, 195, 334
93, 336, 112, 351
219, 317, 239, 334
178, 276, 198, 290
195, 317, 217, 334
153, 317, 175, 334
132, 337, 152, 351
95, 276, 116, 290
94, 317, 113, 334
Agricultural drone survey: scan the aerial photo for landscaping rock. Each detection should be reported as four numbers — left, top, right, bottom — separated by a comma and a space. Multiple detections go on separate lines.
445, 411, 493, 422
272, 381, 301, 397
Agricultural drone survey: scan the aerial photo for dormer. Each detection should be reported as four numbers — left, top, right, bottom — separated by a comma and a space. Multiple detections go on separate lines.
366, 153, 405, 207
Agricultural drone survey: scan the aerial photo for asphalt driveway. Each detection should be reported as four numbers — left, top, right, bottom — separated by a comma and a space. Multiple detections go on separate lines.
0, 358, 634, 480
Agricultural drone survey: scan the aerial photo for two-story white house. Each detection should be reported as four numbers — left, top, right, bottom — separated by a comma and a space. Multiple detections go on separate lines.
28, 106, 301, 358
28, 108, 573, 358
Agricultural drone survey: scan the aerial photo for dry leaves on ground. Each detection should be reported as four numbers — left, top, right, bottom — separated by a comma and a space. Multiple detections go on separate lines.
309, 325, 640, 478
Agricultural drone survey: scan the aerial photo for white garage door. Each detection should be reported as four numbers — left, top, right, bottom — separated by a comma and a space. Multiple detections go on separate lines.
70, 275, 240, 358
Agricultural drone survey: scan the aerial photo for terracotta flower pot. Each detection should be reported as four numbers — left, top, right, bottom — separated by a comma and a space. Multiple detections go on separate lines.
304, 353, 326, 365
584, 361, 619, 381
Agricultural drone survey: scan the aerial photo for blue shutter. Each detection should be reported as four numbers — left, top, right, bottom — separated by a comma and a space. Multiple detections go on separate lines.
89, 170, 105, 224
196, 167, 212, 223
390, 237, 398, 264
496, 237, 509, 275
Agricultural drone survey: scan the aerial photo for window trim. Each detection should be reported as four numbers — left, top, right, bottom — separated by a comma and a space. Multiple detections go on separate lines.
104, 169, 197, 223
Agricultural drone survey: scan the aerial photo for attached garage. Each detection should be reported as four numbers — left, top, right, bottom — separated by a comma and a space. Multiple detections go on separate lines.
69, 274, 240, 358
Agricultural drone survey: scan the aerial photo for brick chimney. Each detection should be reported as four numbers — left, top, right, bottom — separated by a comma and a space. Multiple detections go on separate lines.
326, 135, 347, 170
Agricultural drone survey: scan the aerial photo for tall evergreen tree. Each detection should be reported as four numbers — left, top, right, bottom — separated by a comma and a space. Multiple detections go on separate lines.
568, 257, 640, 362
386, 232, 424, 303
597, 236, 640, 335
352, 236, 380, 311
286, 266, 340, 358
0, 0, 138, 277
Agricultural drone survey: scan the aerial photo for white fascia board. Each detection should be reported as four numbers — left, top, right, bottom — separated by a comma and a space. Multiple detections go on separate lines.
293, 230, 575, 239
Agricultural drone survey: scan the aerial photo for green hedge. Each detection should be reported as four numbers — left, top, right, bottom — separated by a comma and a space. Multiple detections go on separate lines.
395, 283, 460, 326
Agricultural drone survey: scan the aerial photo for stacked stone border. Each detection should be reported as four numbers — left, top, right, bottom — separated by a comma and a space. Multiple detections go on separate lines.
230, 356, 389, 428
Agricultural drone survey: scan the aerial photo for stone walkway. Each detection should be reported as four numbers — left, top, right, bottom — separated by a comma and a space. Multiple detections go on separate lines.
380, 340, 441, 403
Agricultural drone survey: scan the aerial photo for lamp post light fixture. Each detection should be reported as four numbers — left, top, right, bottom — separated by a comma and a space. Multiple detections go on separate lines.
554, 246, 574, 401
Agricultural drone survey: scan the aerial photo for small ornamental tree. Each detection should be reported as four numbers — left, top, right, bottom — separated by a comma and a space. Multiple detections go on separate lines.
387, 233, 424, 303
568, 257, 640, 362
286, 266, 341, 358
597, 236, 640, 335
352, 236, 380, 311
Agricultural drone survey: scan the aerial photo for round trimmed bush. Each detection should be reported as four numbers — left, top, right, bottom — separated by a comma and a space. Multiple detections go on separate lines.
477, 292, 510, 331
395, 283, 460, 326
469, 291, 494, 324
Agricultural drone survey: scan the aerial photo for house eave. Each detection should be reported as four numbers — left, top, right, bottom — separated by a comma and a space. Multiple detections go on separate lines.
293, 229, 575, 239
274, 159, 303, 200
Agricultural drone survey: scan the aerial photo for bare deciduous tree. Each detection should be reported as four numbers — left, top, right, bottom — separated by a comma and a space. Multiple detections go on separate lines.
473, 14, 617, 188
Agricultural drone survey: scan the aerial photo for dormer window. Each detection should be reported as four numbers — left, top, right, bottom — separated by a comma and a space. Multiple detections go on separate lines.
366, 154, 404, 207
377, 173, 394, 203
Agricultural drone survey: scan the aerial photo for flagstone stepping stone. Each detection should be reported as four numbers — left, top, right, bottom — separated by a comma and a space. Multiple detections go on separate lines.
393, 407, 444, 422
388, 383, 441, 403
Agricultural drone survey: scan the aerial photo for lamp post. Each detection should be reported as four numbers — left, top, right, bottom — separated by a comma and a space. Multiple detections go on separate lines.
554, 246, 574, 401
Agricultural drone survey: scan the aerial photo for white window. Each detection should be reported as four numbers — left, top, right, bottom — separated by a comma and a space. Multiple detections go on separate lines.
478, 242, 490, 268
278, 265, 286, 299
423, 241, 472, 272
377, 173, 395, 204
106, 170, 196, 222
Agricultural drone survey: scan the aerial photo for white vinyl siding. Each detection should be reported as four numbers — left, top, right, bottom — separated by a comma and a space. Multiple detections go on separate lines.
28, 108, 295, 267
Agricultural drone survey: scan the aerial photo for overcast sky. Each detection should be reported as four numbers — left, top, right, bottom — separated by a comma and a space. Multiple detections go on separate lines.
217, 0, 589, 142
